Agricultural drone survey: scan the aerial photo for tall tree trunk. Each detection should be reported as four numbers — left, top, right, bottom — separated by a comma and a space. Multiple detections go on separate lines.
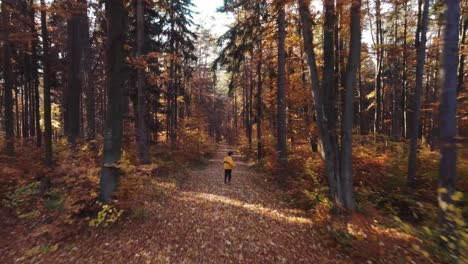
277, 1, 288, 164
391, 1, 401, 142
438, 0, 460, 255
256, 46, 263, 161
2, 0, 14, 155
136, 0, 150, 163
323, 0, 342, 205
248, 56, 254, 150
339, 0, 361, 211
408, 0, 430, 188
374, 0, 383, 134
402, 0, 409, 138
32, 0, 41, 147
168, 7, 177, 149
100, 0, 125, 203
41, 0, 53, 166
458, 16, 467, 93
65, 0, 83, 142
81, 0, 95, 140
299, 0, 339, 207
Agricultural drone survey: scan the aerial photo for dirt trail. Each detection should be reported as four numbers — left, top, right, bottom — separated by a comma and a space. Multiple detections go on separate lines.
3, 144, 351, 263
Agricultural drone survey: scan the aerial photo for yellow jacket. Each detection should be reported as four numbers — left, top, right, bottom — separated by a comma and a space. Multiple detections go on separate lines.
224, 156, 235, 170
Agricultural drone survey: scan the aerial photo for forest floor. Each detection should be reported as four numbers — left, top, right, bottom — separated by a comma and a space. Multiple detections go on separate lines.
0, 144, 438, 263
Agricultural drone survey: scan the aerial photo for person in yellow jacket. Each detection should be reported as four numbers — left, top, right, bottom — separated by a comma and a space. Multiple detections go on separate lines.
223, 151, 235, 184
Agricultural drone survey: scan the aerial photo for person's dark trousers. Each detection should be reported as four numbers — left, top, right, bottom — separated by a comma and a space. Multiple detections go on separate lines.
224, 169, 232, 184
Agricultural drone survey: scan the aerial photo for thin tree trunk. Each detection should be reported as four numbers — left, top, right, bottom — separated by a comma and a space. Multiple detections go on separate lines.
402, 0, 409, 138
2, 0, 15, 155
408, 0, 430, 188
256, 46, 263, 161
374, 0, 383, 134
41, 0, 53, 166
81, 0, 95, 140
33, 3, 42, 147
100, 0, 125, 203
136, 0, 150, 163
277, 1, 288, 164
458, 16, 467, 93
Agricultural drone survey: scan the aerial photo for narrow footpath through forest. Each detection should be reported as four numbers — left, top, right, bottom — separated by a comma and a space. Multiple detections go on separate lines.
25, 144, 351, 263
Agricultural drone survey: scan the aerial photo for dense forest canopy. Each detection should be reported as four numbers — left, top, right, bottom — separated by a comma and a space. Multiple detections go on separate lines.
0, 0, 467, 262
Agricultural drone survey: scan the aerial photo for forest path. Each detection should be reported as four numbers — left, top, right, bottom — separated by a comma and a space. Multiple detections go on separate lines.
29, 144, 350, 263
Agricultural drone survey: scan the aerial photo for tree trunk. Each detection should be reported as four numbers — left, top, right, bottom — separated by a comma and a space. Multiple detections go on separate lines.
458, 16, 467, 93
31, 0, 42, 147
402, 0, 409, 138
299, 0, 339, 207
438, 0, 460, 255
100, 0, 125, 203
339, 0, 361, 211
256, 45, 263, 161
408, 0, 430, 188
391, 1, 401, 142
81, 0, 95, 140
136, 0, 150, 163
374, 0, 383, 134
41, 0, 53, 166
65, 0, 83, 142
276, 1, 288, 164
2, 0, 14, 155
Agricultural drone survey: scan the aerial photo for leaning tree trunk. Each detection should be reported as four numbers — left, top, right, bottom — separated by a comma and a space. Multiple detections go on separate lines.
41, 0, 53, 166
2, 0, 15, 155
276, 1, 288, 164
298, 0, 339, 206
438, 0, 460, 256
408, 0, 430, 188
100, 0, 125, 203
339, 0, 361, 211
136, 0, 150, 163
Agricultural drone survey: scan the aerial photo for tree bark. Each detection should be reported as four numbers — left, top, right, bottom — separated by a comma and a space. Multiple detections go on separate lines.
136, 0, 150, 163
340, 0, 361, 211
276, 1, 288, 164
65, 0, 83, 142
438, 0, 460, 255
100, 0, 125, 203
408, 0, 430, 188
299, 0, 339, 207
458, 16, 467, 93
81, 0, 95, 140
374, 0, 383, 134
256, 45, 263, 161
2, 0, 15, 155
41, 0, 53, 166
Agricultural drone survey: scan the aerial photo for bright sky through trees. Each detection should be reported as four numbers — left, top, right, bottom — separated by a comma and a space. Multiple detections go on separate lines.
192, 0, 233, 37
